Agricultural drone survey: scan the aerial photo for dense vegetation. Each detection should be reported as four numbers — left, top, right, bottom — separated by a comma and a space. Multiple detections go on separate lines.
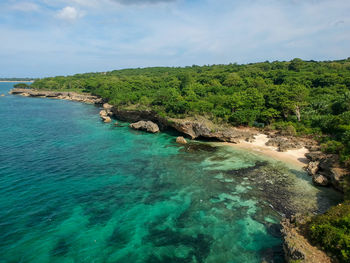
309, 202, 350, 262
13, 83, 30, 89
31, 58, 350, 167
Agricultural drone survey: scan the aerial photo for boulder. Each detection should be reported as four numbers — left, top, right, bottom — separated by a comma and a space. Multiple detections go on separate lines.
103, 116, 112, 123
129, 121, 159, 133
305, 151, 326, 162
99, 110, 108, 117
312, 174, 329, 186
329, 167, 348, 191
306, 161, 319, 176
176, 136, 187, 144
103, 103, 113, 110
265, 137, 303, 152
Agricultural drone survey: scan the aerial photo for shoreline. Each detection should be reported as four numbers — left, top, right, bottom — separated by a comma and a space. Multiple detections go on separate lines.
0, 80, 34, 83
221, 134, 309, 169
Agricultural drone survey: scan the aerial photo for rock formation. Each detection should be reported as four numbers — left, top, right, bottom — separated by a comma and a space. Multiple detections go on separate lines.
312, 174, 329, 186
305, 151, 348, 191
176, 136, 187, 144
9, 88, 103, 104
281, 219, 331, 263
129, 121, 160, 133
266, 136, 303, 152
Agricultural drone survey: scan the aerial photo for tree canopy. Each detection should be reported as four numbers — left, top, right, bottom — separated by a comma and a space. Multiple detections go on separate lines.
31, 58, 350, 166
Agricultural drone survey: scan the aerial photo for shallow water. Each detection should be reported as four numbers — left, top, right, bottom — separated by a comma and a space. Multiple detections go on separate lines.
0, 83, 342, 263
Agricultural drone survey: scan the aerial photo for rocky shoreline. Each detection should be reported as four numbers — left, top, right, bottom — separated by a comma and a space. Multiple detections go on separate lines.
9, 88, 103, 104
10, 88, 348, 263
11, 88, 348, 191
281, 218, 332, 263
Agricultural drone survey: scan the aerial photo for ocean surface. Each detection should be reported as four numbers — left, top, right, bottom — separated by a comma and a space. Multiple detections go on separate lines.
0, 82, 342, 263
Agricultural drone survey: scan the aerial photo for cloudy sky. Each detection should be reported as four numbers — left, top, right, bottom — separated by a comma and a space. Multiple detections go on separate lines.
0, 0, 349, 77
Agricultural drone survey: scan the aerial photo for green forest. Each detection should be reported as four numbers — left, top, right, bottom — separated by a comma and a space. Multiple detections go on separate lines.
30, 58, 350, 168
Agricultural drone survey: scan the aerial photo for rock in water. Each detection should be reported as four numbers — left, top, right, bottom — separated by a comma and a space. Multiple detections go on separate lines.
99, 110, 108, 117
100, 110, 112, 123
312, 174, 329, 186
306, 161, 319, 176
1, 94, 5, 97
103, 116, 112, 123
176, 136, 187, 144
129, 121, 159, 133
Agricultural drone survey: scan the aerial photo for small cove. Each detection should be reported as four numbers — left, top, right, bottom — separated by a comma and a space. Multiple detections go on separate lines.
0, 82, 342, 263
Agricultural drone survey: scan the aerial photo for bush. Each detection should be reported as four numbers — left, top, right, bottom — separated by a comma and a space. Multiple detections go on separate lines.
321, 140, 344, 154
14, 83, 29, 89
309, 203, 350, 263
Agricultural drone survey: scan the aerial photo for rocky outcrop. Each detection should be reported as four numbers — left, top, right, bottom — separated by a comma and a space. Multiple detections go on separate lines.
305, 151, 348, 191
9, 88, 103, 104
176, 136, 187, 144
312, 174, 329, 186
168, 117, 256, 142
281, 219, 331, 263
112, 108, 256, 142
129, 121, 160, 133
103, 103, 113, 110
266, 136, 304, 152
306, 161, 320, 175
99, 110, 112, 123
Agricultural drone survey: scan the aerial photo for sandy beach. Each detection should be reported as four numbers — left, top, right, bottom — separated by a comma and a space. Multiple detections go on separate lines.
223, 134, 309, 168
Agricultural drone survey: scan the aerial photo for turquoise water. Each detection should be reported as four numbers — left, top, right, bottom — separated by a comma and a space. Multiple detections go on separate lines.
0, 83, 342, 263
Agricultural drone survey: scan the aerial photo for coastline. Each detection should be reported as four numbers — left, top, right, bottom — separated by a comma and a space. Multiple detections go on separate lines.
9, 87, 345, 263
0, 80, 34, 83
221, 134, 309, 169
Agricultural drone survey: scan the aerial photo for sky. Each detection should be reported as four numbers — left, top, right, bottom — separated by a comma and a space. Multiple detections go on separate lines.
0, 0, 349, 77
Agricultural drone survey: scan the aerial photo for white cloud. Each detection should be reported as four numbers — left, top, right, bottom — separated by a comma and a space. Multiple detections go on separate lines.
56, 6, 84, 21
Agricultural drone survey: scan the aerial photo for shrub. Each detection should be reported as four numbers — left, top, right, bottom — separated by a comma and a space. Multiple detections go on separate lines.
309, 203, 350, 263
321, 140, 344, 154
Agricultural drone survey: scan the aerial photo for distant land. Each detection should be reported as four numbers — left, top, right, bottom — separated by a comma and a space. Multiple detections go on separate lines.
0, 78, 35, 82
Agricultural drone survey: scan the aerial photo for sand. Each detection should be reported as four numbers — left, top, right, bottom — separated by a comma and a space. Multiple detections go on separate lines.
223, 134, 309, 169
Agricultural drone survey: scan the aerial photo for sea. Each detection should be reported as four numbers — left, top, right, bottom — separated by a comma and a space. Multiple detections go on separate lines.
0, 82, 342, 263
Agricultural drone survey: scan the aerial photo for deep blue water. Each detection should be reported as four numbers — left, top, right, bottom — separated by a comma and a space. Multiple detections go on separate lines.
0, 82, 342, 263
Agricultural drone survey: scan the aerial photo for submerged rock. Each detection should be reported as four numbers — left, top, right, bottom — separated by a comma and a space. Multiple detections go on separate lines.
176, 136, 187, 144
129, 121, 159, 133
1, 94, 4, 97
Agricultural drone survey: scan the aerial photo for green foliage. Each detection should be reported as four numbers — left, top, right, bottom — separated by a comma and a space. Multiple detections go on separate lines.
321, 140, 344, 154
30, 59, 350, 163
13, 83, 29, 89
309, 203, 350, 262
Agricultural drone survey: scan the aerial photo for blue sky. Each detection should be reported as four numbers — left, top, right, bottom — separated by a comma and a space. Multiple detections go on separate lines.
0, 0, 349, 77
